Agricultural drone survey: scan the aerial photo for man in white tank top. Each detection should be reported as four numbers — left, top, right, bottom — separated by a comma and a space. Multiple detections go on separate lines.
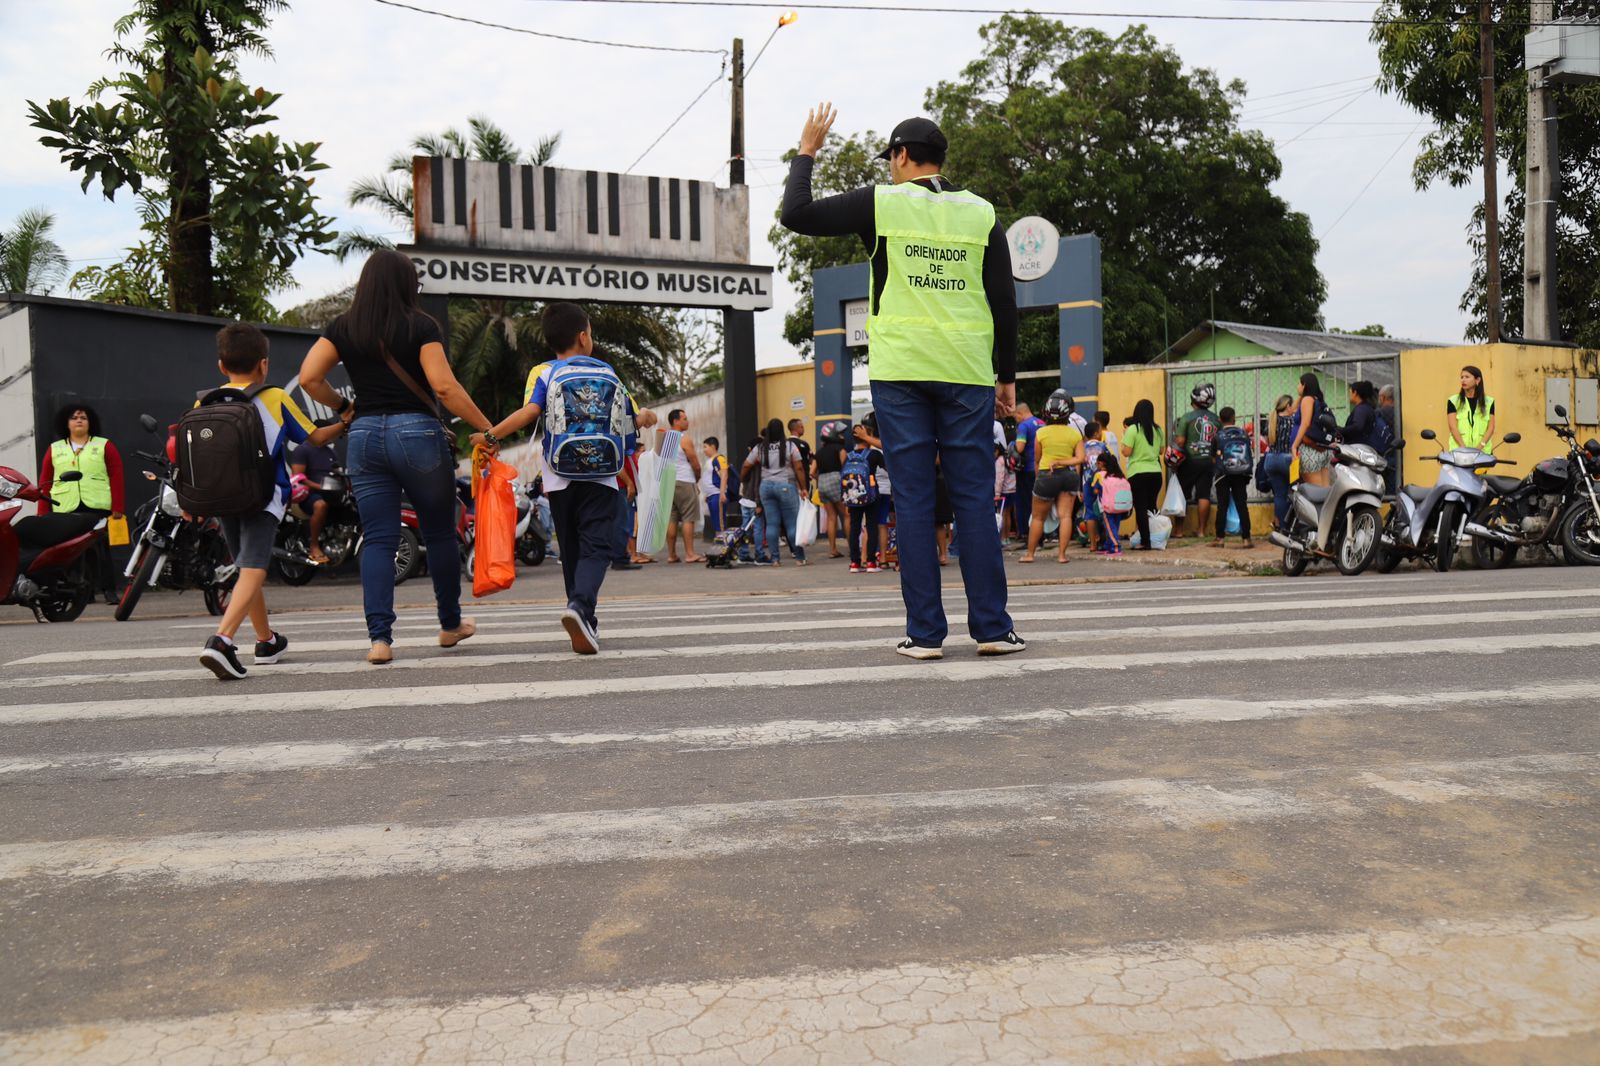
666, 408, 704, 563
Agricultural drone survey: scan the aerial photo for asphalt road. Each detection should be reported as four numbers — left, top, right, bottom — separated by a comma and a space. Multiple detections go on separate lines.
0, 560, 1596, 1063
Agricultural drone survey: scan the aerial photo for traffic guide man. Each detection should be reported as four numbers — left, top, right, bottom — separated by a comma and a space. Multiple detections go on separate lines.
781, 105, 1024, 660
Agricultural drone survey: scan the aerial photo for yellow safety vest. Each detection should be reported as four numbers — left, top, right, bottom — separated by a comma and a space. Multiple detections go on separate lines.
867, 182, 997, 387
1448, 393, 1495, 451
49, 437, 112, 512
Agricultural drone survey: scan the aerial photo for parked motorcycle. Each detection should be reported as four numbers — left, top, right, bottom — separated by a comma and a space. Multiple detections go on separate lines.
1, 467, 109, 622
115, 414, 237, 621
273, 468, 362, 586
1376, 429, 1522, 574
515, 478, 550, 566
1464, 404, 1600, 568
1268, 415, 1389, 576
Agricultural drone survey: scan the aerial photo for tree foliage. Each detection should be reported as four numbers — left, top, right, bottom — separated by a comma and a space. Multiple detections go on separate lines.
768, 16, 1326, 367
1373, 1, 1600, 347
1, 208, 70, 295
26, 0, 335, 319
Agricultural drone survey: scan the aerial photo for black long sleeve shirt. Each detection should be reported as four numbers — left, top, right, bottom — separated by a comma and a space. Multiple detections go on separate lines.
780, 155, 1019, 385
1342, 402, 1375, 448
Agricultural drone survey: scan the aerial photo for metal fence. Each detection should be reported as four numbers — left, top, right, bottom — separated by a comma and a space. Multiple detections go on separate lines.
1165, 353, 1399, 501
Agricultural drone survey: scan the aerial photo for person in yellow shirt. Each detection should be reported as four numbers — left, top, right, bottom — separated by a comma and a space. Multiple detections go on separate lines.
1019, 390, 1085, 564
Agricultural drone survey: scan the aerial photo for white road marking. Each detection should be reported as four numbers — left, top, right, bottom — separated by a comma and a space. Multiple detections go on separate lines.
3, 753, 1591, 888
8, 682, 1597, 780
11, 605, 1600, 690
10, 630, 1600, 727
5, 912, 1590, 1065
9, 586, 1595, 666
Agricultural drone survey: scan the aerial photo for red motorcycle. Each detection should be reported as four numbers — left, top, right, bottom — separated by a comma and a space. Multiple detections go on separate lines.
1, 466, 108, 622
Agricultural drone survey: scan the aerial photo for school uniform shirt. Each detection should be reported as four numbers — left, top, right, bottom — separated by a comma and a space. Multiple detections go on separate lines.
204, 382, 315, 520
699, 453, 729, 497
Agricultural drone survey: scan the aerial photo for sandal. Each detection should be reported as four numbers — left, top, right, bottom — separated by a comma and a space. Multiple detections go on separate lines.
1018, 555, 1036, 564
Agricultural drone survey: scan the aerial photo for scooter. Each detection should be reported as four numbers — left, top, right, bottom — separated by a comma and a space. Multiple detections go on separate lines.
1376, 429, 1522, 574
1464, 404, 1600, 568
1268, 414, 1389, 576
516, 478, 551, 566
0, 467, 108, 622
115, 414, 238, 621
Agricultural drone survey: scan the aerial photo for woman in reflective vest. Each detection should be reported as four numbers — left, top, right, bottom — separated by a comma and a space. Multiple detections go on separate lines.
1446, 365, 1496, 452
39, 402, 126, 602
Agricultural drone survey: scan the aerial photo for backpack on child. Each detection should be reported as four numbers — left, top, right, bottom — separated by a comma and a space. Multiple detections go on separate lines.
543, 357, 630, 479
1100, 474, 1133, 514
174, 384, 276, 517
840, 448, 879, 507
1216, 425, 1254, 477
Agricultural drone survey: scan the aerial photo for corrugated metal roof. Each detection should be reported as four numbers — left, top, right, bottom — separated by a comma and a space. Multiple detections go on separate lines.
1155, 321, 1451, 363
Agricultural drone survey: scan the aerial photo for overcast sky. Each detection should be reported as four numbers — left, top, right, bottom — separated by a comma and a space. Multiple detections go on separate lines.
1, 0, 1487, 365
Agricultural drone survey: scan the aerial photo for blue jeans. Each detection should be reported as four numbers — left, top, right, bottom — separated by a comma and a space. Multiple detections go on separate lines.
871, 380, 1013, 646
759, 479, 805, 562
738, 502, 767, 561
1262, 451, 1293, 529
347, 414, 462, 644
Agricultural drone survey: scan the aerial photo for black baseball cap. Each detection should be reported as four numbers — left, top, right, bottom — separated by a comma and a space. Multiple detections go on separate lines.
876, 117, 948, 160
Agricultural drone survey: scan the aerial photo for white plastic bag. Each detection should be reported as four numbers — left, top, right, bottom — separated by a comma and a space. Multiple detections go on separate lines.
1128, 513, 1173, 550
634, 429, 681, 556
1159, 475, 1187, 518
795, 499, 818, 547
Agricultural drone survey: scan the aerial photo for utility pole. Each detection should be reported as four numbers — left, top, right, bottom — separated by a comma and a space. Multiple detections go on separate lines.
722, 35, 757, 462
1479, 0, 1503, 343
1524, 0, 1560, 340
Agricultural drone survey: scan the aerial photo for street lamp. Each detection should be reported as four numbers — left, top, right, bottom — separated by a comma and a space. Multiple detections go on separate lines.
746, 11, 798, 78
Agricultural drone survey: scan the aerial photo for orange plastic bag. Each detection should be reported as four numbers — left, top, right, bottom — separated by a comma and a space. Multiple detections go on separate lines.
471, 445, 518, 598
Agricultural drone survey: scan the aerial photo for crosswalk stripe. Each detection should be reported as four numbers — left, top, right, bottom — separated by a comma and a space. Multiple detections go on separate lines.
11, 630, 1600, 727
9, 587, 1593, 667
17, 606, 1600, 690
2, 753, 1590, 887
6, 911, 1588, 1064
8, 682, 1595, 781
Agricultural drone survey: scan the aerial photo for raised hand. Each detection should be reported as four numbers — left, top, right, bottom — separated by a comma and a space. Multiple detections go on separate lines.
798, 102, 837, 157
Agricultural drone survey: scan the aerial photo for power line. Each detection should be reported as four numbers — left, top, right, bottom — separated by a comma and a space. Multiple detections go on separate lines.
1318, 118, 1429, 239
369, 0, 727, 55
1242, 74, 1377, 103
625, 62, 728, 173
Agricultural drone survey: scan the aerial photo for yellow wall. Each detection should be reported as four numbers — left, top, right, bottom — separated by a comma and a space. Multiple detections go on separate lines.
1398, 343, 1600, 488
755, 364, 817, 436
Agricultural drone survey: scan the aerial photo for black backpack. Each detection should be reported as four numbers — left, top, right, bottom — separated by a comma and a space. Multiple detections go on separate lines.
175, 384, 278, 517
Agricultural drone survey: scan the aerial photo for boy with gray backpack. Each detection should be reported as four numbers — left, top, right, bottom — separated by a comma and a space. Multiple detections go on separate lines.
1210, 406, 1254, 549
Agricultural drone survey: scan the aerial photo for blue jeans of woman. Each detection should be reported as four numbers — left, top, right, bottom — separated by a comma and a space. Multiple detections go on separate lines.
759, 479, 805, 562
346, 413, 462, 644
1262, 451, 1293, 529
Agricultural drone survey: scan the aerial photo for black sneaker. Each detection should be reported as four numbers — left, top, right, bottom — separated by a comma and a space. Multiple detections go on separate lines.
895, 639, 944, 661
254, 631, 289, 665
560, 606, 599, 655
610, 561, 642, 571
976, 631, 1027, 656
199, 635, 247, 680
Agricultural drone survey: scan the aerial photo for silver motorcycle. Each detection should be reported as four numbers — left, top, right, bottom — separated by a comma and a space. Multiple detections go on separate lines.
1268, 415, 1389, 576
1376, 428, 1522, 574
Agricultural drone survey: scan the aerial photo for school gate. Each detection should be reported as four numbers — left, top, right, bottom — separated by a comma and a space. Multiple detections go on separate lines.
399, 159, 775, 453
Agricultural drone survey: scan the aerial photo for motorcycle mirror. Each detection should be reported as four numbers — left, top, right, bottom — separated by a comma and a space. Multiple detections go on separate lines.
139, 413, 159, 434
1420, 428, 1437, 441
1555, 404, 1568, 419
1503, 432, 1522, 445
59, 471, 83, 482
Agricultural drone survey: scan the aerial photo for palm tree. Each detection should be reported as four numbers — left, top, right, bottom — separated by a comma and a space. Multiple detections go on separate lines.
1, 208, 69, 294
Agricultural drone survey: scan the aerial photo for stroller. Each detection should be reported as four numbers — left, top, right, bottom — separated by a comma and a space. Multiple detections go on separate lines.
705, 508, 761, 568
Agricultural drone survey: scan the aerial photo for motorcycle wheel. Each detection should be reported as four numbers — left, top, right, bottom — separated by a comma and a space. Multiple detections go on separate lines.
1335, 505, 1381, 575
1433, 501, 1462, 573
394, 526, 422, 585
1281, 522, 1310, 577
204, 568, 237, 616
1467, 501, 1518, 570
40, 558, 92, 623
1559, 501, 1600, 566
518, 534, 547, 567
114, 545, 160, 622
273, 527, 318, 586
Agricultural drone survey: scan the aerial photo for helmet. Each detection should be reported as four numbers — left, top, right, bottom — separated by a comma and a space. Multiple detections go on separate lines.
1163, 446, 1187, 468
1191, 383, 1216, 408
1043, 389, 1075, 424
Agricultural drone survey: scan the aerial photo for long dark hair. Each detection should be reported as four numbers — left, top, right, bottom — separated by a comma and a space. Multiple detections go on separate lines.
1458, 365, 1486, 418
1299, 373, 1325, 404
52, 402, 102, 441
764, 417, 787, 468
1098, 451, 1124, 478
1350, 379, 1376, 406
344, 249, 430, 359
1131, 398, 1157, 445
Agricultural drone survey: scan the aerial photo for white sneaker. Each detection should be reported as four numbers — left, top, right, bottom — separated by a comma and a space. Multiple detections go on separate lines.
976, 631, 1027, 656
895, 639, 943, 660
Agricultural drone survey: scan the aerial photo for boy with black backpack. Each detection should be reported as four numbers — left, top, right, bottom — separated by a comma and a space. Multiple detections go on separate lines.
187, 323, 351, 680
1210, 406, 1254, 549
476, 303, 657, 655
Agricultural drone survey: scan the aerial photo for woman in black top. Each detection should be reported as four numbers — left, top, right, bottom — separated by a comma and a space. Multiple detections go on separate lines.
298, 250, 498, 664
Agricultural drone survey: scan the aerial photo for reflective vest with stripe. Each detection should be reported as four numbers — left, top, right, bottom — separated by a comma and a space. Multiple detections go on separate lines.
1448, 394, 1495, 451
49, 437, 112, 512
867, 182, 996, 387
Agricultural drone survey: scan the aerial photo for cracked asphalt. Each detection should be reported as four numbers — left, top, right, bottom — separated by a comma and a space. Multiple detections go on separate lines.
0, 558, 1596, 1063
